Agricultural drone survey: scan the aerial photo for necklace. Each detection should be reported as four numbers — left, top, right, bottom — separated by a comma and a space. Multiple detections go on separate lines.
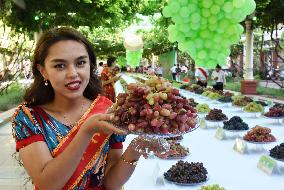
62, 100, 88, 128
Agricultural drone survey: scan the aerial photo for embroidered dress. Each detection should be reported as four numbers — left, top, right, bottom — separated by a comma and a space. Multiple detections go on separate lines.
11, 95, 125, 190
100, 67, 116, 102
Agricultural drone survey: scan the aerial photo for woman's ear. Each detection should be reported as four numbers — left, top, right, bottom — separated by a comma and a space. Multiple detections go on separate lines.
37, 64, 48, 80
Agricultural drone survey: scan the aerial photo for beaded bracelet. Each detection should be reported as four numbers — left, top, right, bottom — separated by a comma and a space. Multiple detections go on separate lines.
121, 155, 138, 166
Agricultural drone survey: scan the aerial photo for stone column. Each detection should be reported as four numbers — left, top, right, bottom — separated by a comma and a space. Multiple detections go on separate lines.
241, 20, 257, 94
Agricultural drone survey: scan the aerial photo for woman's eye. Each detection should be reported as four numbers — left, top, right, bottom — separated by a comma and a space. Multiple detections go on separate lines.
55, 64, 65, 69
77, 60, 86, 66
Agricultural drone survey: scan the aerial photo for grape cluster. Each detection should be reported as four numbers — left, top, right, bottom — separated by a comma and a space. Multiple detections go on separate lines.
223, 116, 249, 131
264, 104, 284, 117
160, 141, 189, 158
270, 143, 284, 160
119, 78, 127, 91
197, 104, 210, 113
243, 126, 276, 142
188, 98, 199, 107
189, 84, 204, 94
218, 96, 232, 103
164, 161, 208, 184
243, 102, 264, 112
232, 96, 253, 107
200, 184, 226, 190
224, 92, 234, 97
111, 83, 197, 134
205, 109, 228, 121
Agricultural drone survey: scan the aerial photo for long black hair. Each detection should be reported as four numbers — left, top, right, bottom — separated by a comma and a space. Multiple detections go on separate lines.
24, 27, 102, 105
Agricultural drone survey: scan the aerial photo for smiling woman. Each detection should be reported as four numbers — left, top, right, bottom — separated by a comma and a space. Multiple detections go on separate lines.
9, 27, 165, 190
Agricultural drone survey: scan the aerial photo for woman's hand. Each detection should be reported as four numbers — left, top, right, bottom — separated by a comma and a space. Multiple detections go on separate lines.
82, 114, 126, 136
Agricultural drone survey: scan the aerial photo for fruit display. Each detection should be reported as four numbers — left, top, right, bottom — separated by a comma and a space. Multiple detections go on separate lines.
144, 76, 173, 91
218, 96, 233, 103
243, 102, 264, 113
208, 92, 223, 100
110, 83, 198, 135
205, 109, 228, 121
272, 103, 284, 109
243, 126, 276, 142
164, 135, 183, 142
156, 141, 189, 159
119, 78, 127, 91
188, 98, 199, 107
164, 161, 208, 184
270, 143, 284, 160
180, 84, 190, 89
255, 100, 268, 107
264, 105, 284, 118
200, 184, 226, 190
223, 91, 234, 97
223, 116, 249, 131
188, 84, 204, 94
197, 104, 211, 113
232, 96, 253, 107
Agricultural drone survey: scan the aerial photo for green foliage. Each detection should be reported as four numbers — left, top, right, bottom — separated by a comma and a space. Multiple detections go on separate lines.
0, 82, 25, 111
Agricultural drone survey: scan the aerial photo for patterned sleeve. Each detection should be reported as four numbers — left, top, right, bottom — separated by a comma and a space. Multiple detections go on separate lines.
109, 134, 126, 149
11, 103, 44, 151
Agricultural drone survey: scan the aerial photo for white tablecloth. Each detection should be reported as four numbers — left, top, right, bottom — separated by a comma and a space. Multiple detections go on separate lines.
115, 76, 284, 190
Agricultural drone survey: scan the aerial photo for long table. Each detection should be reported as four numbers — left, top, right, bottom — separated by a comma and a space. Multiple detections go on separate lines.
116, 74, 284, 190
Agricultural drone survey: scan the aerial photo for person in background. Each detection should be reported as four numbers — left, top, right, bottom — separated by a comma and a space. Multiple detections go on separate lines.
101, 57, 120, 102
211, 64, 226, 91
95, 61, 104, 77
170, 64, 177, 81
155, 65, 163, 77
11, 27, 167, 190
195, 67, 208, 87
175, 64, 182, 82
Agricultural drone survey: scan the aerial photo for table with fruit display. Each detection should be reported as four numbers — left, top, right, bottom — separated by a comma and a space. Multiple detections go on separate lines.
114, 74, 284, 190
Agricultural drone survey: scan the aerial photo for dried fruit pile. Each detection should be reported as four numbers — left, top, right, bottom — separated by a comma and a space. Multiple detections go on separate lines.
270, 143, 284, 160
223, 116, 249, 131
205, 109, 228, 121
243, 126, 276, 142
110, 81, 198, 134
164, 161, 208, 184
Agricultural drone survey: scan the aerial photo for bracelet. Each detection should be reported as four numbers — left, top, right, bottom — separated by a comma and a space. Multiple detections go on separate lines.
121, 155, 138, 166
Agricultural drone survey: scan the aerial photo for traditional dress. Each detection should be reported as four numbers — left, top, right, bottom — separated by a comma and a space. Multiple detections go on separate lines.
11, 95, 125, 190
100, 67, 116, 102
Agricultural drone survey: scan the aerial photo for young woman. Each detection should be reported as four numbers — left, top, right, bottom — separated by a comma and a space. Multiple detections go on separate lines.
100, 57, 120, 102
11, 27, 163, 190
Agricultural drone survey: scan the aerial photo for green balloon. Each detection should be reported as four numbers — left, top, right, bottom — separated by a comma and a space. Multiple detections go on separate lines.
197, 50, 207, 60
210, 5, 220, 15
178, 0, 188, 6
236, 24, 244, 34
231, 9, 247, 22
219, 19, 229, 28
190, 12, 201, 23
208, 24, 218, 31
187, 3, 198, 12
200, 30, 210, 39
214, 0, 224, 6
190, 22, 201, 30
195, 38, 204, 49
223, 2, 233, 13
213, 34, 223, 43
201, 9, 211, 17
202, 0, 213, 8
245, 0, 256, 15
180, 6, 190, 18
209, 51, 218, 59
169, 2, 181, 13
233, 0, 245, 8
208, 16, 218, 24
204, 40, 214, 49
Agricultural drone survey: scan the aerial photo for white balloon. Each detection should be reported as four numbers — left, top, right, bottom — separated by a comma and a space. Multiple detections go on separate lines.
124, 34, 143, 51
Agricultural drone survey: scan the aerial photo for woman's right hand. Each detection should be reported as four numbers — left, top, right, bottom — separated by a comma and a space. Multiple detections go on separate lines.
82, 113, 126, 136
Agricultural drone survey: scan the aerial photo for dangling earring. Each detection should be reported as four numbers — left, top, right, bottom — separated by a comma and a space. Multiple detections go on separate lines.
44, 79, 48, 86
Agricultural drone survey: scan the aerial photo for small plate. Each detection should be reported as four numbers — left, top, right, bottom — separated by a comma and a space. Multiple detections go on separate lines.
164, 176, 209, 186
243, 139, 276, 144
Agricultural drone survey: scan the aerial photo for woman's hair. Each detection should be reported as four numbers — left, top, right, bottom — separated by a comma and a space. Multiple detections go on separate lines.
24, 27, 102, 105
107, 56, 116, 67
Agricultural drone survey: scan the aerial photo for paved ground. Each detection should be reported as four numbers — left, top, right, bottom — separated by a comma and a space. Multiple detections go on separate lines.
259, 80, 284, 89
0, 122, 33, 190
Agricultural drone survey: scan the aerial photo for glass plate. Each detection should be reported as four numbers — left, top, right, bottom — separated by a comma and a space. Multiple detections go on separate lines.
205, 119, 227, 123
164, 176, 209, 186
223, 128, 249, 132
156, 153, 189, 160
243, 139, 276, 144
263, 116, 284, 120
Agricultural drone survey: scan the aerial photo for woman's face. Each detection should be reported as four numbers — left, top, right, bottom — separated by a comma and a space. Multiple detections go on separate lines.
38, 40, 90, 100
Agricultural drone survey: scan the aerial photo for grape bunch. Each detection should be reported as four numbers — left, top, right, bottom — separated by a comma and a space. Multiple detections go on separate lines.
164, 161, 208, 184
119, 78, 127, 91
110, 83, 198, 134
243, 102, 264, 113
197, 104, 210, 113
243, 126, 276, 142
200, 184, 226, 190
223, 116, 249, 131
205, 109, 228, 121
255, 100, 268, 107
270, 143, 284, 160
264, 105, 284, 117
232, 96, 253, 107
224, 92, 234, 97
188, 98, 199, 107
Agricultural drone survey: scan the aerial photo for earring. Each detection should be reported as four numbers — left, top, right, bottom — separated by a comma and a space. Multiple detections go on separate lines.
44, 80, 48, 86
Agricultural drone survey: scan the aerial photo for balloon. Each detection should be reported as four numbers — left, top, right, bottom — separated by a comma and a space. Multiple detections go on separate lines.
197, 50, 207, 59
201, 9, 211, 17
202, 0, 213, 9
179, 6, 189, 18
210, 5, 220, 15
245, 0, 256, 15
124, 34, 143, 51
223, 2, 233, 13
162, 6, 172, 17
233, 0, 245, 8
169, 2, 181, 13
214, 0, 224, 6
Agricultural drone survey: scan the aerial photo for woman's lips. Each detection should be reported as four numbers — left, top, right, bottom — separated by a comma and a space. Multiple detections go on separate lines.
65, 81, 81, 91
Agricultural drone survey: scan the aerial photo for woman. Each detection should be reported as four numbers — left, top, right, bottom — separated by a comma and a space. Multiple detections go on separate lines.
100, 57, 120, 102
11, 27, 164, 190
211, 64, 226, 91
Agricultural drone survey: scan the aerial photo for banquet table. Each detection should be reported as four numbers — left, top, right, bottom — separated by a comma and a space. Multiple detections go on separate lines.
116, 74, 284, 190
